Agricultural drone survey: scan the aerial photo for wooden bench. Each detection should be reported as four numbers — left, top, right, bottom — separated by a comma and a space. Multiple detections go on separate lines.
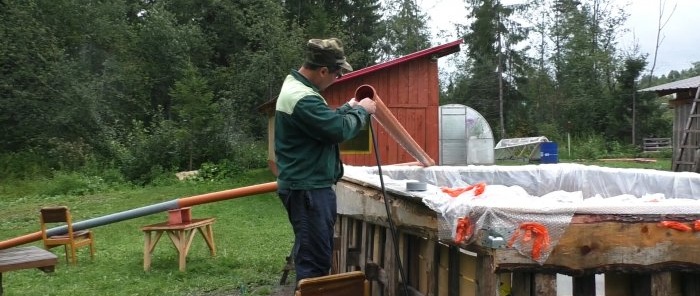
0, 246, 58, 295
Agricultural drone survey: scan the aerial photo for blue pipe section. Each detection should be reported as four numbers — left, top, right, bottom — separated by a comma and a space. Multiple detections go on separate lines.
45, 200, 178, 237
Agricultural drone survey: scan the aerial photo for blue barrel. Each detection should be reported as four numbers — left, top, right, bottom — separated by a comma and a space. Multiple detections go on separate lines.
540, 142, 558, 163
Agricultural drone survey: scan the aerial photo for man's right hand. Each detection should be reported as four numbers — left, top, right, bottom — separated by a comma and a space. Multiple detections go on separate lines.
357, 98, 376, 114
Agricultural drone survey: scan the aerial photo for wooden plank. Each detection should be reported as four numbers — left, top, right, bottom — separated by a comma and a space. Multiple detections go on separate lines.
534, 273, 556, 296
417, 238, 437, 296
437, 244, 446, 296
335, 181, 438, 240
385, 227, 397, 296
448, 246, 459, 296
650, 272, 672, 296
0, 246, 57, 273
475, 253, 498, 296
459, 250, 477, 296
493, 221, 700, 273
339, 216, 349, 273
511, 272, 532, 296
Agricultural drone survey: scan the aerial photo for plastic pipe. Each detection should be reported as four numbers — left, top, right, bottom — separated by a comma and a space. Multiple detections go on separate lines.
0, 181, 278, 249
355, 84, 436, 167
177, 181, 278, 208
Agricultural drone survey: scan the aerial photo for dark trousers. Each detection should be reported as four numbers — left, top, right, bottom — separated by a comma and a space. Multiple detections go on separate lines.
278, 187, 337, 283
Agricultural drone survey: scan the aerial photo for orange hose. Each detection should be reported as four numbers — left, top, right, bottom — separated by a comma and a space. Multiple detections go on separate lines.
355, 85, 435, 167
0, 232, 42, 250
177, 181, 278, 208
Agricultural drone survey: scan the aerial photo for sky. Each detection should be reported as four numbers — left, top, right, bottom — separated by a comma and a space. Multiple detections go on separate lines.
419, 0, 700, 76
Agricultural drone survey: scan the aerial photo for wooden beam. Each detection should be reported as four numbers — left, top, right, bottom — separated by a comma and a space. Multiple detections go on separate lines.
493, 221, 700, 273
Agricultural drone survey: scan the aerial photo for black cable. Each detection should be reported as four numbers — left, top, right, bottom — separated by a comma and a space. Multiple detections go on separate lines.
369, 115, 410, 296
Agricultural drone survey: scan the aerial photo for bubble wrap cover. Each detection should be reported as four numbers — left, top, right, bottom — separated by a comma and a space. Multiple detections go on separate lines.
342, 163, 700, 265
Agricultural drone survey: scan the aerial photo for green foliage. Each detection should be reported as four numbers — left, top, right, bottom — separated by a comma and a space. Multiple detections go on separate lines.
40, 172, 110, 197
572, 134, 607, 160
195, 142, 268, 182
0, 151, 53, 180
604, 140, 639, 158
113, 119, 181, 185
535, 122, 562, 143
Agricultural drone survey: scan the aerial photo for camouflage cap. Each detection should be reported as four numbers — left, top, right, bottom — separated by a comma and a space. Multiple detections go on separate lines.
305, 38, 353, 72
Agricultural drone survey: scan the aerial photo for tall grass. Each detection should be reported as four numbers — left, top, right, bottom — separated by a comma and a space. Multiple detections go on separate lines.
1, 169, 290, 296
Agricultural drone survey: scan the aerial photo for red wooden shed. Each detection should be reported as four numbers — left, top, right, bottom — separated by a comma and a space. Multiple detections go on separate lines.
261, 40, 462, 172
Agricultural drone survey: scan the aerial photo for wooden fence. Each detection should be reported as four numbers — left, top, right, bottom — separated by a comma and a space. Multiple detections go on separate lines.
643, 138, 672, 152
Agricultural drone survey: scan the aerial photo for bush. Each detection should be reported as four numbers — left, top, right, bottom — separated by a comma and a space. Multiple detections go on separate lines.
606, 140, 639, 158
194, 142, 267, 182
0, 150, 52, 179
573, 134, 607, 160
41, 171, 110, 196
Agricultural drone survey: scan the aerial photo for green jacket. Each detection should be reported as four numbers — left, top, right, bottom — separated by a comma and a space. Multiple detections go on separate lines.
274, 70, 369, 190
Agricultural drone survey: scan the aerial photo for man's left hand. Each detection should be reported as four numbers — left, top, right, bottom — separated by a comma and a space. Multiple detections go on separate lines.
347, 98, 358, 108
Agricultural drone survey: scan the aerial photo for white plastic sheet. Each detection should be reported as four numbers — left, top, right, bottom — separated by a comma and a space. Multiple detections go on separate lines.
342, 163, 700, 264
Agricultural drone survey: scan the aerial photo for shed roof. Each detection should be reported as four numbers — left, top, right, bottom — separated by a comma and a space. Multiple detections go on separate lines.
257, 39, 464, 112
339, 39, 463, 80
639, 75, 700, 96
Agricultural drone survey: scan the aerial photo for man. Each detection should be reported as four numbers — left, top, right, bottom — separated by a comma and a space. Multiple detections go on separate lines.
274, 38, 376, 283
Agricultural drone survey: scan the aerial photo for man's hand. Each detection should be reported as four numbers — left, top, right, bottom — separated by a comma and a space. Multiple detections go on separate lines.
347, 98, 358, 108
357, 98, 376, 114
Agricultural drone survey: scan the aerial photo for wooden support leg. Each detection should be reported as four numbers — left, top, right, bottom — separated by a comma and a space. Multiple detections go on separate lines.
143, 231, 152, 271
196, 225, 216, 256
143, 231, 163, 271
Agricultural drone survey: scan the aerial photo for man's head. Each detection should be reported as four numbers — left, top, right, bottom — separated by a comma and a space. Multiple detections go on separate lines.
299, 38, 352, 91
304, 38, 353, 73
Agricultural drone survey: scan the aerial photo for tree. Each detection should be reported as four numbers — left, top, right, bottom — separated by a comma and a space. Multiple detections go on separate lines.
342, 0, 383, 68
448, 0, 531, 140
170, 64, 221, 170
379, 0, 432, 60
549, 0, 627, 137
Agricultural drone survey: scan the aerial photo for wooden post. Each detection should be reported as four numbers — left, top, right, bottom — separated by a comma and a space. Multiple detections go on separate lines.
534, 273, 557, 296
650, 272, 672, 296
475, 253, 498, 296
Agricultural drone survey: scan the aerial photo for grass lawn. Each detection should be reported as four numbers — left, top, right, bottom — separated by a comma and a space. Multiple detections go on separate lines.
0, 159, 674, 295
1, 169, 291, 296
